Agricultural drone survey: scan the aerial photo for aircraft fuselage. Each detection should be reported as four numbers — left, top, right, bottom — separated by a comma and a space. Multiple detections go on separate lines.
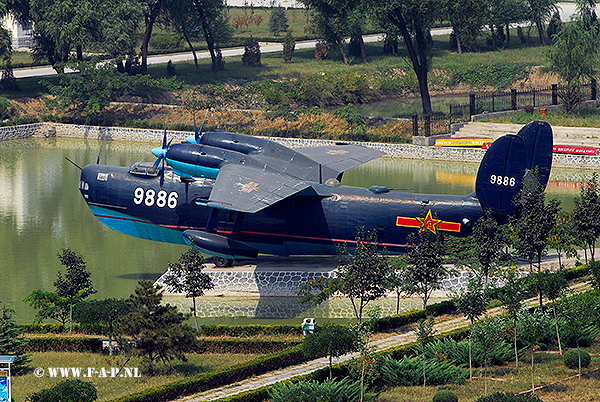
79, 164, 484, 256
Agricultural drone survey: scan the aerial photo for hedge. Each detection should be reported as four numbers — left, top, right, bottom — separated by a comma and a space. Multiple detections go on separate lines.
24, 337, 300, 354
109, 345, 307, 402
197, 324, 302, 337
25, 337, 103, 353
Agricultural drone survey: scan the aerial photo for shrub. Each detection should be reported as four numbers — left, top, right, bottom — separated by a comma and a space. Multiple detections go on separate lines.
268, 378, 377, 402
283, 32, 295, 63
166, 60, 176, 76
564, 349, 591, 370
315, 41, 328, 60
28, 379, 97, 402
422, 337, 512, 368
433, 390, 458, 402
242, 37, 261, 66
379, 355, 468, 386
149, 33, 183, 50
475, 392, 541, 402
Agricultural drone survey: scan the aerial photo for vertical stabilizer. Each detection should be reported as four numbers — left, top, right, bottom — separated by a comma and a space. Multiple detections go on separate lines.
475, 121, 553, 216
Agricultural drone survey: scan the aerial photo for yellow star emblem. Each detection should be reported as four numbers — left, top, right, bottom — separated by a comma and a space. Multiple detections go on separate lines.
416, 209, 441, 234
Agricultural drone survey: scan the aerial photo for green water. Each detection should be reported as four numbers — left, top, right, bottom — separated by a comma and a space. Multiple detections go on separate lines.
0, 137, 592, 324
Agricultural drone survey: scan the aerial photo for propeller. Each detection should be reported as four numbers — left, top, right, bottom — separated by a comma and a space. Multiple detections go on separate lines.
188, 109, 209, 144
151, 125, 172, 187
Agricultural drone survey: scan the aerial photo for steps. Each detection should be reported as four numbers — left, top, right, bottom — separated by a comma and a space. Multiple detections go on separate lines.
453, 122, 600, 148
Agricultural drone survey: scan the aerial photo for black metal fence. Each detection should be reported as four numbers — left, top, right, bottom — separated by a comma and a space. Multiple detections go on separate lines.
413, 80, 598, 137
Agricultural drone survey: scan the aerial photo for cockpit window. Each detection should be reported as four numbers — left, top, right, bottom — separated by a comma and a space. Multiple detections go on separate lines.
129, 162, 160, 177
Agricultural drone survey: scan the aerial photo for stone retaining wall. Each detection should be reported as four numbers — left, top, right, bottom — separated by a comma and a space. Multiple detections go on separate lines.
1, 122, 599, 168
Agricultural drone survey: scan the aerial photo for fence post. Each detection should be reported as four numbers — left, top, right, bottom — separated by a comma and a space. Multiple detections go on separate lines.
532, 88, 536, 108
412, 114, 419, 137
592, 78, 597, 101
424, 115, 431, 137
469, 93, 476, 117
511, 89, 517, 110
552, 84, 558, 105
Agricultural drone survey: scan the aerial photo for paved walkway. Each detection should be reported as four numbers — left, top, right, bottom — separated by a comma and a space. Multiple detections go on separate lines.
173, 280, 591, 402
453, 121, 600, 148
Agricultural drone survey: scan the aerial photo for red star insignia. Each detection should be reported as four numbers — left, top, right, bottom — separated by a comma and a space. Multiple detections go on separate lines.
416, 209, 441, 234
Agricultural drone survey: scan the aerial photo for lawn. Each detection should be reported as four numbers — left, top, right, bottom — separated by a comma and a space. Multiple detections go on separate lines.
378, 344, 600, 402
12, 352, 259, 401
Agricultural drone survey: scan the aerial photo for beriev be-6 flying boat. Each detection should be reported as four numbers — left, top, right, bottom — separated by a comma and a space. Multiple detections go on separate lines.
77, 120, 553, 267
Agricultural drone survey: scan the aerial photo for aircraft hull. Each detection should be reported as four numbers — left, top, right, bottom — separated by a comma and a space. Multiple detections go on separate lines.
80, 164, 484, 257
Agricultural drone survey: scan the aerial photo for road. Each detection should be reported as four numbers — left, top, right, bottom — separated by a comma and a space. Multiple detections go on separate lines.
11, 2, 590, 80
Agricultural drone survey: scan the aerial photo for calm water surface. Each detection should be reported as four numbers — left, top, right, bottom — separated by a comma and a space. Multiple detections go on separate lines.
0, 137, 593, 324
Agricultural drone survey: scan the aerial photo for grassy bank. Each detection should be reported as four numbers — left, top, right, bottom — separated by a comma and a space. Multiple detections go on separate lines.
379, 344, 600, 402
12, 352, 259, 402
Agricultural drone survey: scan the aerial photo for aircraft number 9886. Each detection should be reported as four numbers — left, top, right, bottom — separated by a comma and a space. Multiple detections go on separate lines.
133, 187, 178, 209
490, 175, 516, 187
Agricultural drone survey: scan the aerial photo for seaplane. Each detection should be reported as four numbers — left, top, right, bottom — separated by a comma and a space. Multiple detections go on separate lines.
76, 120, 553, 267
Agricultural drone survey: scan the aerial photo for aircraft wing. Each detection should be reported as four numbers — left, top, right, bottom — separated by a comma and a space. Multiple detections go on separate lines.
206, 163, 326, 213
294, 144, 385, 179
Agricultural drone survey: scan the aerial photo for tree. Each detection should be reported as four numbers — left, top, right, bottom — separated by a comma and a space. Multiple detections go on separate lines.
0, 303, 30, 374
298, 228, 393, 324
138, 0, 165, 75
369, 0, 439, 115
454, 276, 488, 379
416, 315, 435, 395
517, 308, 552, 393
30, 0, 99, 69
43, 59, 160, 115
29, 0, 140, 72
571, 174, 600, 260
472, 316, 504, 397
269, 6, 289, 36
468, 209, 508, 288
118, 280, 196, 375
282, 32, 295, 63
74, 298, 130, 355
23, 289, 72, 326
525, 0, 558, 46
547, 12, 600, 112
496, 270, 526, 368
242, 36, 261, 66
54, 248, 96, 334
191, 0, 232, 73
510, 171, 560, 307
301, 0, 353, 65
443, 0, 487, 53
302, 324, 357, 379
402, 214, 448, 309
559, 292, 596, 380
162, 247, 214, 332
548, 210, 578, 268
539, 269, 568, 354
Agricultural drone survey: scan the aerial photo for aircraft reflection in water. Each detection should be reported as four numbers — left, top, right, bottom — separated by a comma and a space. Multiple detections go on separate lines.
77, 121, 553, 267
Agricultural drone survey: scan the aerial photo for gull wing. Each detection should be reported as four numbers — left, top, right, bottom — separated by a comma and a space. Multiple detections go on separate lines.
294, 144, 385, 180
206, 163, 328, 213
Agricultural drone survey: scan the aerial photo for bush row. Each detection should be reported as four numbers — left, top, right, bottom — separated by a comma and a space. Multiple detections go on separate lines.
197, 324, 301, 337
25, 337, 103, 353
24, 336, 300, 354
109, 345, 307, 402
